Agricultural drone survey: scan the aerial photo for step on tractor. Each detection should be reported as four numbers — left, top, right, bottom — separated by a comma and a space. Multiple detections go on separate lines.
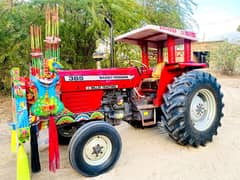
10, 9, 224, 178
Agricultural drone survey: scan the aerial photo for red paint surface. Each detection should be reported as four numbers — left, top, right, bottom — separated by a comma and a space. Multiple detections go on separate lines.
58, 67, 142, 92
61, 91, 104, 113
58, 67, 143, 113
184, 39, 191, 63
167, 36, 176, 63
159, 26, 196, 39
154, 63, 206, 106
141, 42, 149, 68
157, 44, 163, 63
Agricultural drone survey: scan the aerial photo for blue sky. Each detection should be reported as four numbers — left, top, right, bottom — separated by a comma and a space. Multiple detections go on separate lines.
193, 0, 240, 40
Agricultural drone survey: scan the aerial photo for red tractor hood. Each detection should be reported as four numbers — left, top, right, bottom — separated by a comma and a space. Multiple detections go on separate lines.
58, 67, 142, 92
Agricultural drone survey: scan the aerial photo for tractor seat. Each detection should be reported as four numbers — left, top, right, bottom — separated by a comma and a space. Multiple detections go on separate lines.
140, 62, 165, 93
142, 62, 165, 82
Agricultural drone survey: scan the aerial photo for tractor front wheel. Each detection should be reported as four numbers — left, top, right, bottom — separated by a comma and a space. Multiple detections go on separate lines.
68, 121, 122, 177
161, 70, 224, 147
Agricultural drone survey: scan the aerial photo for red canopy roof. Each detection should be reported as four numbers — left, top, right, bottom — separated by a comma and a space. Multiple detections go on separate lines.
115, 25, 197, 48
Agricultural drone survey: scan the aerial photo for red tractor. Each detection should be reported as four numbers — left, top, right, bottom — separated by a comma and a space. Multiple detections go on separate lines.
55, 25, 224, 176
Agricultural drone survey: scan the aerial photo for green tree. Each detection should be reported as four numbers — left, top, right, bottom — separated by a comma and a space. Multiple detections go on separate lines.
140, 0, 196, 28
210, 42, 240, 75
0, 1, 45, 92
0, 0, 196, 94
0, 0, 144, 92
30, 0, 144, 68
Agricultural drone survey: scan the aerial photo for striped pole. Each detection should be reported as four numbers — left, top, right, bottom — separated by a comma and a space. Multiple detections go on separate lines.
44, 4, 61, 62
30, 25, 43, 77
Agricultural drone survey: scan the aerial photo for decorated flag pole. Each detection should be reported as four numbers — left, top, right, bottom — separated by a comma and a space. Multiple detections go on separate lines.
56, 5, 60, 61
44, 4, 61, 62
30, 25, 43, 77
45, 4, 51, 59
29, 4, 63, 173
11, 68, 31, 180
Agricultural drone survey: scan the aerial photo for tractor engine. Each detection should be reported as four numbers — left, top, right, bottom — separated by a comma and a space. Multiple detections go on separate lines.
101, 88, 156, 126
101, 89, 131, 125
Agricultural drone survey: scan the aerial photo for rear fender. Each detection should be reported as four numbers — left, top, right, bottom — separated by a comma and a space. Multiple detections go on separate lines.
153, 63, 206, 106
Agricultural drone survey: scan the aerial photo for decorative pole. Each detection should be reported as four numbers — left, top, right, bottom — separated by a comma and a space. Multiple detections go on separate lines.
30, 25, 43, 77
11, 68, 31, 180
43, 4, 62, 172
44, 4, 61, 62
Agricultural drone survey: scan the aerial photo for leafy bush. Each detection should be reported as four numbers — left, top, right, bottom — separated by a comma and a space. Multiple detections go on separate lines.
210, 42, 240, 75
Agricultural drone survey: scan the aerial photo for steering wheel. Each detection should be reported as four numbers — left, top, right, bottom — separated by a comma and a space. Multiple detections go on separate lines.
129, 60, 149, 74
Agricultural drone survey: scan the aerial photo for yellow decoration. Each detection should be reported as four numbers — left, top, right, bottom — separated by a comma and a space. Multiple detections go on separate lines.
20, 102, 25, 109
17, 144, 30, 180
11, 130, 17, 153
143, 111, 149, 116
152, 62, 165, 78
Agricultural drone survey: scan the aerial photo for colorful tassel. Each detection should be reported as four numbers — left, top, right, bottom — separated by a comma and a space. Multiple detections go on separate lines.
30, 124, 41, 173
17, 144, 30, 180
49, 116, 60, 172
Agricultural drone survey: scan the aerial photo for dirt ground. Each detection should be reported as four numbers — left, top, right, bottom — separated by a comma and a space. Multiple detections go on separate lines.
1, 75, 240, 180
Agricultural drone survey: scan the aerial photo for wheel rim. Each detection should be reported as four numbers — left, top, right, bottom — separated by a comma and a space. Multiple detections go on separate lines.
83, 135, 112, 166
190, 89, 216, 131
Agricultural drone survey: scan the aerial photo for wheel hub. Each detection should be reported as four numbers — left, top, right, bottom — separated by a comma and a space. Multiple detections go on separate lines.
92, 144, 104, 157
191, 96, 207, 121
190, 89, 216, 131
83, 135, 112, 166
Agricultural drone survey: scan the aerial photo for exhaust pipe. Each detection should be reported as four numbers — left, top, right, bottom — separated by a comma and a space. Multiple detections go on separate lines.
104, 17, 114, 68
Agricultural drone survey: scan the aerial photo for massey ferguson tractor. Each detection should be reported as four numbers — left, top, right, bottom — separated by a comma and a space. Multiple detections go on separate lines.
55, 25, 224, 176
11, 12, 224, 178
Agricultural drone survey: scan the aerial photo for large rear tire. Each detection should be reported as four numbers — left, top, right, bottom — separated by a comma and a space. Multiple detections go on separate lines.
68, 121, 122, 177
161, 70, 224, 147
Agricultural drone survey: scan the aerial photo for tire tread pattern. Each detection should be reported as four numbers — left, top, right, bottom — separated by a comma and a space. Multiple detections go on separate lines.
161, 70, 224, 147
